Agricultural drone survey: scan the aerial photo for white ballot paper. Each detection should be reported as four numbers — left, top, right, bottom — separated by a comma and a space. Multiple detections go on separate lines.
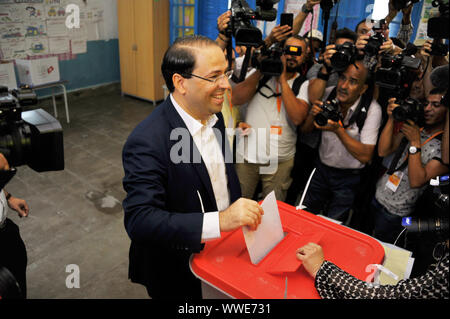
242, 191, 285, 264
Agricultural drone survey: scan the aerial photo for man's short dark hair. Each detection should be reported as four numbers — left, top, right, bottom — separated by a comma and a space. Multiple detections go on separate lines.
287, 35, 307, 46
161, 35, 218, 93
355, 19, 368, 33
429, 87, 447, 96
335, 28, 357, 43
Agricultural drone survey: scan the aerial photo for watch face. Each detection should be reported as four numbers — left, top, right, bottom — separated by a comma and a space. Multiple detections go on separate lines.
409, 146, 417, 154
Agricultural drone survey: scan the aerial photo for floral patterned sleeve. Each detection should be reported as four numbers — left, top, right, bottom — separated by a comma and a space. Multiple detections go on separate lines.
314, 254, 449, 299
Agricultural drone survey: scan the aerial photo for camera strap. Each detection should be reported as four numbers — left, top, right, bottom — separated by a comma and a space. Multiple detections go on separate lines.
326, 87, 370, 132
256, 73, 306, 99
386, 129, 444, 175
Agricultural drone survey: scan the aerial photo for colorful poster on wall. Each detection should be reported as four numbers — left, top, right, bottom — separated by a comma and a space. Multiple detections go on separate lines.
414, 0, 439, 46
0, 37, 26, 59
0, 4, 22, 23
0, 22, 24, 39
25, 35, 49, 55
19, 3, 45, 21
24, 20, 47, 37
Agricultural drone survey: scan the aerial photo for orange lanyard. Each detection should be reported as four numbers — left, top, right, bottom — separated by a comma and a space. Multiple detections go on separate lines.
402, 129, 444, 162
275, 83, 282, 114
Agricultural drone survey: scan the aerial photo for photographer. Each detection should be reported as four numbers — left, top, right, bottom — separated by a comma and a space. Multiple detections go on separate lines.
299, 59, 382, 222
372, 88, 449, 244
285, 28, 358, 205
232, 35, 310, 202
0, 152, 29, 299
307, 28, 358, 103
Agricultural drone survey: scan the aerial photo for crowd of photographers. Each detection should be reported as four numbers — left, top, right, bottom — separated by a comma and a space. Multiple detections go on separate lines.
216, 0, 449, 279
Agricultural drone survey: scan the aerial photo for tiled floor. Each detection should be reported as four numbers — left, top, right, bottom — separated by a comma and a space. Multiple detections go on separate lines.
6, 85, 154, 298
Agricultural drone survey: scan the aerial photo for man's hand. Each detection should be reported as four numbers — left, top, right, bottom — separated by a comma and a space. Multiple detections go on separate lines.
356, 34, 369, 55
323, 44, 337, 67
387, 97, 400, 118
314, 118, 342, 133
306, 0, 321, 11
277, 55, 288, 83
7, 196, 29, 218
265, 25, 292, 47
379, 37, 395, 55
401, 120, 421, 147
0, 153, 10, 171
296, 242, 325, 278
309, 101, 324, 117
219, 198, 264, 232
217, 11, 231, 34
421, 40, 432, 58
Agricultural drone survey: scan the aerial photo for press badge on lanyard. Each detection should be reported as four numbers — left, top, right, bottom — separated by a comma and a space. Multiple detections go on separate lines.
386, 171, 404, 192
271, 83, 283, 136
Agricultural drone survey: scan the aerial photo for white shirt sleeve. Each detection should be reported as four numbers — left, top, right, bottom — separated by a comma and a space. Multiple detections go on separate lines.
360, 100, 382, 145
201, 211, 221, 242
298, 80, 310, 103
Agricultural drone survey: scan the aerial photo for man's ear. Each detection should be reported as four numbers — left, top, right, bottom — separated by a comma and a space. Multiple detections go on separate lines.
172, 73, 187, 95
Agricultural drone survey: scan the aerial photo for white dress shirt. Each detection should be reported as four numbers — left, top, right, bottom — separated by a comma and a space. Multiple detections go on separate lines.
319, 87, 382, 169
171, 94, 229, 241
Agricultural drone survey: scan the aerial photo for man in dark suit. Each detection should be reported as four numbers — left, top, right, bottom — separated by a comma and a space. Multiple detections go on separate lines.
122, 35, 264, 299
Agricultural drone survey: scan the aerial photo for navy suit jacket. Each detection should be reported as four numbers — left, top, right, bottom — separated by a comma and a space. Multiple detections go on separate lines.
122, 96, 241, 293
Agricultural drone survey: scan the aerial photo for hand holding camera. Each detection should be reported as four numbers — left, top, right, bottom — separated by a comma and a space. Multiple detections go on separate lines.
313, 99, 342, 132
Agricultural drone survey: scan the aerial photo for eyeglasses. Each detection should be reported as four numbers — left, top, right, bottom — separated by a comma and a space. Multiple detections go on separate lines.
183, 70, 233, 85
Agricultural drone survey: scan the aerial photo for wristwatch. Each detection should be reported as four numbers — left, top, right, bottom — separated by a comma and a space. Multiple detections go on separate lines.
408, 146, 421, 155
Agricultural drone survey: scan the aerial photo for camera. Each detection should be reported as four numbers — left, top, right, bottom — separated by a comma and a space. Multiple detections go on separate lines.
392, 97, 425, 125
330, 41, 357, 72
402, 175, 449, 237
252, 44, 302, 76
392, 0, 419, 10
427, 0, 449, 39
314, 98, 341, 126
228, 0, 279, 47
375, 48, 422, 98
364, 31, 385, 58
429, 41, 449, 56
0, 85, 64, 180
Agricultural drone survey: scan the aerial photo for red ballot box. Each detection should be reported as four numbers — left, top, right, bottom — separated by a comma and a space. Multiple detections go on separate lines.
190, 201, 385, 299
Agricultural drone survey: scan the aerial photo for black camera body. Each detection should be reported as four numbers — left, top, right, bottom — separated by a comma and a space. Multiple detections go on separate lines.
331, 41, 357, 72
392, 97, 425, 125
252, 44, 284, 76
252, 44, 303, 76
364, 32, 385, 58
392, 0, 419, 10
375, 51, 422, 98
0, 85, 64, 180
427, 0, 449, 39
229, 0, 279, 47
315, 98, 341, 126
429, 41, 449, 56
